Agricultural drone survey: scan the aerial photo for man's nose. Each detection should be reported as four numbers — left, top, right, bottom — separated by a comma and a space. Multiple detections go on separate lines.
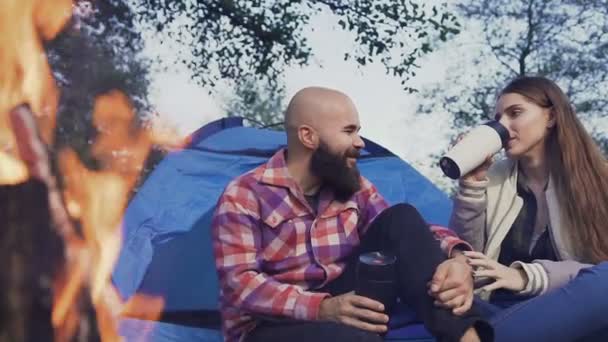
353, 134, 365, 149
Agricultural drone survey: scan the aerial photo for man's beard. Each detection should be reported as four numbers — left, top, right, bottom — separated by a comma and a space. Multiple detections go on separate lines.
310, 142, 361, 202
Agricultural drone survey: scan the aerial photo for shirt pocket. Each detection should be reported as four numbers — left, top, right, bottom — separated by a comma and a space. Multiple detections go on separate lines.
320, 199, 360, 241
337, 208, 361, 245
260, 209, 310, 264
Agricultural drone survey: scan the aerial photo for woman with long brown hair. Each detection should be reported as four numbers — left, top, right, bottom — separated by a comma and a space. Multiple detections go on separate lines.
448, 75, 608, 341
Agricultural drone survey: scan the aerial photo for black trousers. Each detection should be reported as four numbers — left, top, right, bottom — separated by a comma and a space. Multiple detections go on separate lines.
246, 204, 493, 342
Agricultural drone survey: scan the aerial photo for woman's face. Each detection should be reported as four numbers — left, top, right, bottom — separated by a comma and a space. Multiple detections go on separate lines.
495, 92, 554, 159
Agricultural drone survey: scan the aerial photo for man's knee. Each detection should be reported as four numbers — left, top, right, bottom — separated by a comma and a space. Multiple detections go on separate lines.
595, 261, 608, 272
578, 261, 608, 278
381, 203, 420, 219
378, 203, 429, 236
378, 203, 424, 226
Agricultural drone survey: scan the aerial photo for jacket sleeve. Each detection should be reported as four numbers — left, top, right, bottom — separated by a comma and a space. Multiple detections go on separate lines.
429, 225, 473, 257
212, 181, 329, 321
510, 259, 593, 295
448, 178, 489, 252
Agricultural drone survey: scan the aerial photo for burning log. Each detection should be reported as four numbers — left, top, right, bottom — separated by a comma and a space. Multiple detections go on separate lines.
0, 180, 101, 342
0, 106, 100, 342
0, 180, 59, 342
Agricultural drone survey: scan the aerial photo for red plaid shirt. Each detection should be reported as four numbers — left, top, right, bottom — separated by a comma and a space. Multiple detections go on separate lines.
212, 149, 470, 342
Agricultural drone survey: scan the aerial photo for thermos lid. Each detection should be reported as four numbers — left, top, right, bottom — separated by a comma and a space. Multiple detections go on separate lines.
439, 157, 461, 180
359, 251, 396, 266
357, 251, 396, 281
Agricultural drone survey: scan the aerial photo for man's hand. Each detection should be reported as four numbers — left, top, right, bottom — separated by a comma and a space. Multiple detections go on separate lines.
428, 253, 474, 316
318, 291, 389, 333
464, 251, 528, 292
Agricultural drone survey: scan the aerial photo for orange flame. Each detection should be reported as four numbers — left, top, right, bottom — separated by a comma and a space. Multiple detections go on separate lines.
0, 1, 182, 340
59, 91, 152, 310
57, 90, 178, 341
0, 0, 71, 159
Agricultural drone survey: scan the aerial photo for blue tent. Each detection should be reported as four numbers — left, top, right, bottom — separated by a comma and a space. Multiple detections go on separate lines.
113, 117, 452, 341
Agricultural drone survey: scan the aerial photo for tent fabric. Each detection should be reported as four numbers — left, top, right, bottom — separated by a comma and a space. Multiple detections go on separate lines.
113, 117, 452, 341
119, 318, 223, 342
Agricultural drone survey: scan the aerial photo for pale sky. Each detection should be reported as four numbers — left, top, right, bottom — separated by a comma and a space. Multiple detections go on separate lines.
141, 4, 607, 191
143, 7, 465, 189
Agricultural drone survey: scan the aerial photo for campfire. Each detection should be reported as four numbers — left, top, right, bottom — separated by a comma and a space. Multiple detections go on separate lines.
1, 1, 181, 341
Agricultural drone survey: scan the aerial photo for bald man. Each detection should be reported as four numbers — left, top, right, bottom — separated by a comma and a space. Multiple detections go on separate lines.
212, 87, 492, 342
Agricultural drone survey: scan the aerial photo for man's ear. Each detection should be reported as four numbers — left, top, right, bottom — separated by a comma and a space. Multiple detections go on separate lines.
298, 125, 318, 149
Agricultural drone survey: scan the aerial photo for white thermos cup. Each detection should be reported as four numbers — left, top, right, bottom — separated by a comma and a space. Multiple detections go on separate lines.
439, 121, 509, 179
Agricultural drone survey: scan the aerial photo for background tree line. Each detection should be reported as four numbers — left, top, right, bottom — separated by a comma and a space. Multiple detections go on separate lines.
51, 0, 607, 192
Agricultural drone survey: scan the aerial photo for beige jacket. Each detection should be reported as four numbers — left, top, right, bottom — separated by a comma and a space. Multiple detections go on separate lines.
449, 158, 592, 297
